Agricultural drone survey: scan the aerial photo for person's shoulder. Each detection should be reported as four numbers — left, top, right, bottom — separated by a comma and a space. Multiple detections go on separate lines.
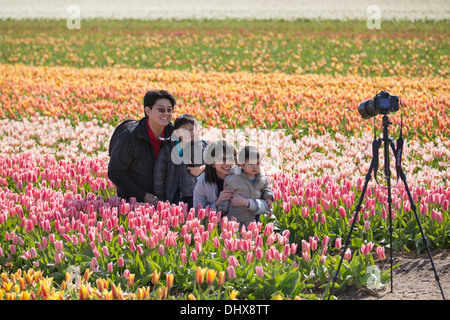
224, 166, 242, 183
230, 165, 242, 175
196, 172, 206, 183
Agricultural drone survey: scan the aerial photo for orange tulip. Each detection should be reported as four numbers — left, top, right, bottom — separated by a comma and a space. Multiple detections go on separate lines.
195, 267, 207, 285
152, 270, 161, 285
206, 269, 217, 286
166, 273, 174, 289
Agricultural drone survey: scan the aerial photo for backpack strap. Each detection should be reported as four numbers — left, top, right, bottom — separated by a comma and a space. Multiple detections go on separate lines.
126, 122, 141, 177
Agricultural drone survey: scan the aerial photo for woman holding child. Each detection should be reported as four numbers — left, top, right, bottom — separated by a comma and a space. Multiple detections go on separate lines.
193, 140, 236, 211
193, 142, 273, 228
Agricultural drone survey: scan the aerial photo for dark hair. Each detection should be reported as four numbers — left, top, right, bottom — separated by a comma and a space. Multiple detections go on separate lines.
204, 140, 236, 184
237, 146, 260, 165
174, 113, 197, 130
143, 90, 176, 114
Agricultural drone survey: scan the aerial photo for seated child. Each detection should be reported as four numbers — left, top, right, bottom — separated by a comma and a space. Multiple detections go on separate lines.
218, 146, 274, 229
154, 114, 208, 210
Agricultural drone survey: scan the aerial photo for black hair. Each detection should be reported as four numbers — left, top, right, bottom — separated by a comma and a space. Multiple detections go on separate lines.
204, 140, 237, 184
174, 113, 197, 130
237, 146, 260, 165
143, 90, 176, 114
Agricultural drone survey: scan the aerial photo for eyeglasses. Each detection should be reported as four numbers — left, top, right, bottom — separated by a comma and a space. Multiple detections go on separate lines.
215, 156, 236, 164
155, 107, 174, 114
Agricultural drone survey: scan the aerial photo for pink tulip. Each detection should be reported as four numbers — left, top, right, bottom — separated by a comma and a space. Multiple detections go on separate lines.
102, 246, 110, 257
265, 250, 273, 262
190, 249, 197, 261
180, 253, 187, 265
309, 236, 317, 251
227, 266, 236, 279
382, 207, 387, 219
443, 200, 449, 211
291, 243, 298, 254
118, 257, 124, 268
255, 247, 263, 259
107, 262, 113, 273
264, 223, 274, 236
55, 252, 62, 264
246, 252, 254, 263
93, 247, 101, 258
183, 233, 191, 245
266, 234, 276, 246
129, 240, 136, 252
302, 240, 310, 252
436, 211, 444, 224
335, 237, 342, 249
361, 244, 369, 255
301, 206, 309, 218
344, 248, 352, 261
213, 237, 220, 248
255, 266, 264, 278
339, 206, 346, 218
228, 255, 239, 267
302, 251, 310, 261
321, 199, 330, 211
55, 240, 63, 252
376, 246, 386, 260
221, 248, 227, 260
255, 235, 263, 247
158, 244, 165, 256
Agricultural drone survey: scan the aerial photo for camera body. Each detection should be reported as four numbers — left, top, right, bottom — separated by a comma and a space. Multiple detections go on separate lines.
358, 91, 400, 119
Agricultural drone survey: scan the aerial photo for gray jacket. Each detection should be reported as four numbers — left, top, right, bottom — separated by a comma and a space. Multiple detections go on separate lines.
193, 167, 273, 218
154, 139, 208, 203
220, 166, 274, 227
193, 172, 220, 210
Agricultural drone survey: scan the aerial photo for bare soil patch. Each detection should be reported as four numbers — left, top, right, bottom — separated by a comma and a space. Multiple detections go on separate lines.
336, 250, 450, 300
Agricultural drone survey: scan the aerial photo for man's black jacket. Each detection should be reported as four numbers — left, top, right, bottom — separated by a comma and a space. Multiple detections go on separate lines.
107, 117, 174, 203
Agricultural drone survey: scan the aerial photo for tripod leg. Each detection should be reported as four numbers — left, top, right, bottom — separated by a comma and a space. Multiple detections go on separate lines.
327, 161, 374, 299
382, 115, 395, 293
399, 169, 446, 300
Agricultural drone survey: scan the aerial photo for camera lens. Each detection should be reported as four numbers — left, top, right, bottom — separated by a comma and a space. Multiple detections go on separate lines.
358, 100, 376, 119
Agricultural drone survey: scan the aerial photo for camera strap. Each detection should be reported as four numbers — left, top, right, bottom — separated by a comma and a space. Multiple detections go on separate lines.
395, 116, 404, 179
373, 117, 403, 188
372, 122, 382, 185
388, 116, 403, 185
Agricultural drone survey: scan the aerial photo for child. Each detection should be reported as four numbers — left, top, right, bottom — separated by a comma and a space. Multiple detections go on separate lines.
154, 114, 208, 210
218, 146, 274, 229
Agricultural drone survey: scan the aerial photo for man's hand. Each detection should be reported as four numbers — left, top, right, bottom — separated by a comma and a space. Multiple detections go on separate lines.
143, 192, 159, 205
187, 164, 205, 177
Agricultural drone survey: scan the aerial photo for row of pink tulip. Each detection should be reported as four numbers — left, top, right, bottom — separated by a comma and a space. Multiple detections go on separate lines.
1, 116, 449, 189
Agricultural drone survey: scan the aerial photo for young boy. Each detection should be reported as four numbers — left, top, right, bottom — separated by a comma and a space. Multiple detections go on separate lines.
154, 114, 208, 210
219, 146, 274, 229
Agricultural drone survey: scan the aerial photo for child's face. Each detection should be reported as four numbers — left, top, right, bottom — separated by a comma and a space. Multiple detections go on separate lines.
240, 160, 261, 176
177, 123, 196, 142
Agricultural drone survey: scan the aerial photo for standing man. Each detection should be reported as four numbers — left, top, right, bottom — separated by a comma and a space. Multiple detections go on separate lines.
108, 90, 176, 205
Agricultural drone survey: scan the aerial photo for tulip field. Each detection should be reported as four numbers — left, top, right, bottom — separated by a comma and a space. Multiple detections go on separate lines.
0, 18, 449, 301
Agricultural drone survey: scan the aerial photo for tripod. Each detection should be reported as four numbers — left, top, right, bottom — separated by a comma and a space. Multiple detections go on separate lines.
327, 114, 445, 300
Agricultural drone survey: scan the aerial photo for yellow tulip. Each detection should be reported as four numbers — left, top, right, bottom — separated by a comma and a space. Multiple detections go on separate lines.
229, 290, 239, 300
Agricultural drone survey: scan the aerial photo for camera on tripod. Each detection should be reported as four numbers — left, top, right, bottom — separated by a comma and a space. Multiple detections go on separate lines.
358, 91, 399, 119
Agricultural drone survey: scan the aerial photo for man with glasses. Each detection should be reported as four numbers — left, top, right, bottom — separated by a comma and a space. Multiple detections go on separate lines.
108, 90, 176, 205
